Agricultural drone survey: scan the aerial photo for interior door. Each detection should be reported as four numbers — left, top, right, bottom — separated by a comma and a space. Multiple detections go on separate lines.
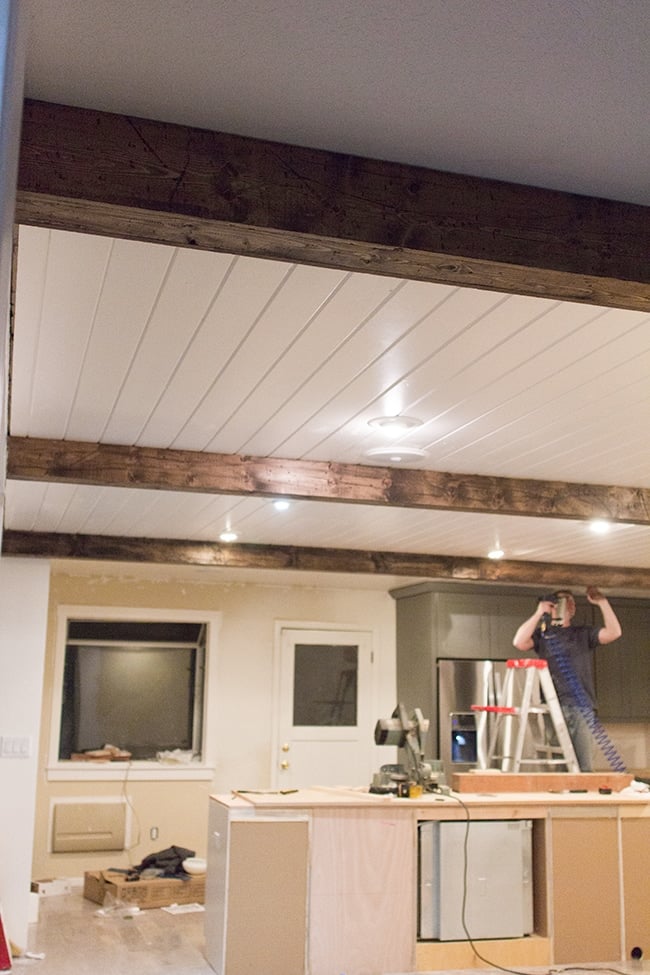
273, 627, 374, 790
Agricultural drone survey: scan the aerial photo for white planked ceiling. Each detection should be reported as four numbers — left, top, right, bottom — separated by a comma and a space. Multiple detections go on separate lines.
5, 225, 650, 573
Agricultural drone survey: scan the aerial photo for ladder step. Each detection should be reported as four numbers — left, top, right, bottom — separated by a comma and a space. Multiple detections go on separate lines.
516, 759, 571, 765
473, 659, 580, 773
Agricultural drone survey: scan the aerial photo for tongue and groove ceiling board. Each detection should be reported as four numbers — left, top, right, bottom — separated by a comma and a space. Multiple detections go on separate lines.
6, 215, 650, 590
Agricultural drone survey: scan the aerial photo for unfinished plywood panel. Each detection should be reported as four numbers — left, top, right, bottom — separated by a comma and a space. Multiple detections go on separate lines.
550, 814, 621, 963
621, 817, 650, 955
452, 772, 633, 793
225, 819, 308, 975
416, 934, 551, 971
51, 799, 126, 852
308, 806, 415, 975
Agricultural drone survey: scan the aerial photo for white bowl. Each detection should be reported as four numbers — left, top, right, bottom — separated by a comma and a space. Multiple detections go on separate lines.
182, 856, 207, 875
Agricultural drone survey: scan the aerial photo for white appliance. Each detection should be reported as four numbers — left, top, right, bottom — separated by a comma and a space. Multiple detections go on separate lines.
418, 819, 533, 941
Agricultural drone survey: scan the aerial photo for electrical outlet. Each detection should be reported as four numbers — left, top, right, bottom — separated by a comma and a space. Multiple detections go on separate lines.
0, 735, 32, 758
150, 826, 159, 840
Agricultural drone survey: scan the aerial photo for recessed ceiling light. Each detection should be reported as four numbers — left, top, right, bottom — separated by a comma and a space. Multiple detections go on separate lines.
488, 548, 505, 560
368, 415, 423, 434
273, 499, 291, 511
589, 519, 611, 535
219, 530, 239, 543
366, 446, 427, 462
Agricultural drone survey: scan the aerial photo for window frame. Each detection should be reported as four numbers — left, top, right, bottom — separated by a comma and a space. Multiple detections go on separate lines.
47, 605, 221, 781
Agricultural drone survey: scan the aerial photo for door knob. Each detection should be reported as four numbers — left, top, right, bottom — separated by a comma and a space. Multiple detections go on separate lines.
281, 743, 290, 752
281, 760, 290, 770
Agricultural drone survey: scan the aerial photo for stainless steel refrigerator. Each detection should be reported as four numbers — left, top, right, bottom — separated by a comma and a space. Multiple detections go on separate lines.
438, 658, 511, 775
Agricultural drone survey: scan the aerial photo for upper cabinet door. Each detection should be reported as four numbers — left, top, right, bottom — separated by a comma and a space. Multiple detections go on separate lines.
595, 601, 650, 721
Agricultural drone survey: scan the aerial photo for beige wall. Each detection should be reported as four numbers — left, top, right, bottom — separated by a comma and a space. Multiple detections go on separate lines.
0, 558, 49, 948
32, 564, 399, 879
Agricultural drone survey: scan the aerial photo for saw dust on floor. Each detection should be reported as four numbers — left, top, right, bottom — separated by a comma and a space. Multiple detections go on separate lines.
15, 889, 212, 975
13, 889, 649, 975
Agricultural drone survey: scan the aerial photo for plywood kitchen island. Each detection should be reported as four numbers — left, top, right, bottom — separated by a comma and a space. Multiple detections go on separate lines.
204, 782, 650, 975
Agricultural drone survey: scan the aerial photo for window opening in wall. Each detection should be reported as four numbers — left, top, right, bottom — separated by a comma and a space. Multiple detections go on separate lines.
58, 618, 206, 761
292, 643, 358, 726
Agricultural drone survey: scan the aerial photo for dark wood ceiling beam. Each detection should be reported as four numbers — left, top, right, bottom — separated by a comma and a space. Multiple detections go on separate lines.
7, 436, 650, 525
16, 100, 650, 312
3, 529, 649, 591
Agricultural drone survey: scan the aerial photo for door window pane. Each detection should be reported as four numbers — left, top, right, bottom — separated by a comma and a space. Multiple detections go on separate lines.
293, 644, 358, 726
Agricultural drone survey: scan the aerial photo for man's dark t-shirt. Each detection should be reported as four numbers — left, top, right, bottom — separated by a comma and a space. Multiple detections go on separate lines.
532, 624, 601, 708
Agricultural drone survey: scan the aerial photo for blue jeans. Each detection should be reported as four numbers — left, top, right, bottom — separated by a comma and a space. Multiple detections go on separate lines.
562, 703, 593, 771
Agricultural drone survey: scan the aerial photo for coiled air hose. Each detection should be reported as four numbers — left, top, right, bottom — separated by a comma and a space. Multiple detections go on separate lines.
542, 627, 627, 772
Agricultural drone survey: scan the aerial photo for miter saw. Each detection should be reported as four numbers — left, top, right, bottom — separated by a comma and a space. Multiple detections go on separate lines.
371, 703, 442, 794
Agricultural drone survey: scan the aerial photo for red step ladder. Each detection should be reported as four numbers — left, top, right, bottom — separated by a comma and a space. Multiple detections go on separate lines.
471, 658, 579, 773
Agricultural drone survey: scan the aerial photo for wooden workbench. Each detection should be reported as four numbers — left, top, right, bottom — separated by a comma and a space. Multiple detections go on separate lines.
204, 782, 650, 975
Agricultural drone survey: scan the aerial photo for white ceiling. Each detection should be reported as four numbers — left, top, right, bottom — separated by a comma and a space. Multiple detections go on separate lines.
7, 0, 650, 586
7, 225, 650, 574
22, 0, 650, 206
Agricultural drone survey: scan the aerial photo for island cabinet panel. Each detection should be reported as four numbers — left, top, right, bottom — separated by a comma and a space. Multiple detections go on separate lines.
621, 816, 650, 953
204, 801, 309, 975
206, 792, 650, 975
308, 806, 415, 975
226, 819, 309, 975
549, 813, 621, 963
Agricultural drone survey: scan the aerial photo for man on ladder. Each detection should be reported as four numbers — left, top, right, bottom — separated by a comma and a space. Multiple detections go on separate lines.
512, 587, 622, 771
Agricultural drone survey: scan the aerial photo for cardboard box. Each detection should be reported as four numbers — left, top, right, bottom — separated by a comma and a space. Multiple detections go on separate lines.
83, 870, 205, 909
